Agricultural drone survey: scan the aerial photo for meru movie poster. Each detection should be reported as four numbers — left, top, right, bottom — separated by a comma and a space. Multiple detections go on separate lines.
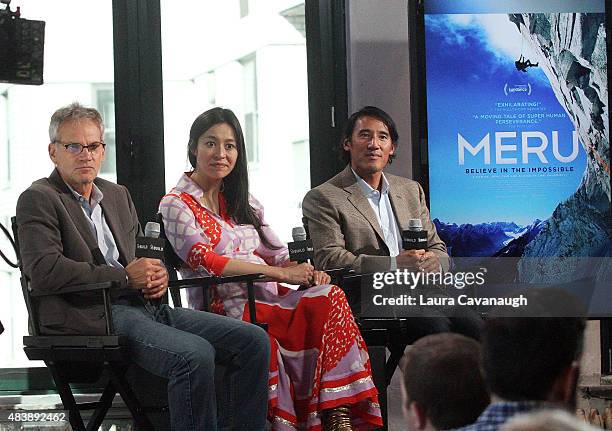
424, 0, 610, 287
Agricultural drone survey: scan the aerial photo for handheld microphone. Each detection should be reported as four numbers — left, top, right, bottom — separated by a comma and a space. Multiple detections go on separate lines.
136, 222, 165, 261
288, 226, 314, 264
136, 222, 167, 307
144, 222, 161, 239
402, 219, 428, 251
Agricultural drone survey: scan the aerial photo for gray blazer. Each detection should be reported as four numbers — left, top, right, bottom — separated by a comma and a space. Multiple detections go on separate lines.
302, 165, 449, 275
16, 169, 141, 335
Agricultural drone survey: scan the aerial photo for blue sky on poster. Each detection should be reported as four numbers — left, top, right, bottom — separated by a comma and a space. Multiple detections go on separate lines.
425, 14, 549, 86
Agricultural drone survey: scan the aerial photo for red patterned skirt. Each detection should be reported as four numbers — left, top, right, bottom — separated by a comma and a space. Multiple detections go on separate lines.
218, 284, 382, 430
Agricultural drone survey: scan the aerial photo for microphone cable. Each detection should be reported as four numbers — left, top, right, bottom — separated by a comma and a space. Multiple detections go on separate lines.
0, 220, 18, 268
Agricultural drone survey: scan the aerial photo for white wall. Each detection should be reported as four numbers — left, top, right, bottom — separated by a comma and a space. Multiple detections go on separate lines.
346, 0, 413, 178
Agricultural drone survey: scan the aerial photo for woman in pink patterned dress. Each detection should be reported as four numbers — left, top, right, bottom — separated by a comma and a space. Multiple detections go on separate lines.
159, 108, 381, 431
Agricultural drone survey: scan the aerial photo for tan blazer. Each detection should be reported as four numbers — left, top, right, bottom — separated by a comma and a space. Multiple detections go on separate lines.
302, 165, 449, 275
16, 169, 142, 334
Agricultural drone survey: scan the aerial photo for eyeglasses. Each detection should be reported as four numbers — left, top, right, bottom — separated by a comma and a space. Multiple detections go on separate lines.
55, 141, 106, 155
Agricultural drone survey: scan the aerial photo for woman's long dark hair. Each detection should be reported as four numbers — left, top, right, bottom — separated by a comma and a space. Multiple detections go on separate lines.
188, 107, 280, 249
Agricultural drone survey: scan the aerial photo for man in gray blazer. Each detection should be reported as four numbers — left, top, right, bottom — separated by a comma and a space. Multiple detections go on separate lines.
303, 106, 480, 338
16, 103, 269, 431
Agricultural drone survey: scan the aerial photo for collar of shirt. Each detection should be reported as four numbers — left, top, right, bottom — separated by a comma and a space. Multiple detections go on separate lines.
351, 168, 390, 200
175, 172, 206, 200
174, 172, 232, 220
66, 183, 103, 215
65, 181, 122, 269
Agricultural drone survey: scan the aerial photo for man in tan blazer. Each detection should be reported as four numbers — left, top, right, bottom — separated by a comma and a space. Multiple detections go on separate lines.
303, 106, 480, 338
303, 105, 448, 276
302, 166, 449, 275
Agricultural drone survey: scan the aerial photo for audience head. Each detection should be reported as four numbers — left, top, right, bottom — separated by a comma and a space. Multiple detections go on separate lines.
484, 288, 586, 406
500, 409, 598, 431
401, 333, 490, 431
340, 106, 399, 169
47, 102, 106, 197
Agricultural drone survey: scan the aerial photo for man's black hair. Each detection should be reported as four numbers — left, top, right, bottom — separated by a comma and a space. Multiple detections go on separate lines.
484, 288, 586, 401
339, 106, 399, 164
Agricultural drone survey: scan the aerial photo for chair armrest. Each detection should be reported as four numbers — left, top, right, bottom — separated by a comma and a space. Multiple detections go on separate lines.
168, 273, 265, 289
30, 281, 119, 297
29, 281, 118, 335
168, 273, 266, 329
339, 272, 373, 282
324, 267, 355, 280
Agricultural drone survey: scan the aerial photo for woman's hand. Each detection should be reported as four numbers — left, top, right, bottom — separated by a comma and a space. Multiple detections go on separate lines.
311, 270, 331, 286
280, 263, 314, 285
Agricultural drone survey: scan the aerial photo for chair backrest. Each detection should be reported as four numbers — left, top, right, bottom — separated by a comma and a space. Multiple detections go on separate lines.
301, 216, 310, 239
155, 213, 215, 310
10, 216, 21, 269
155, 213, 184, 307
11, 216, 41, 336
301, 216, 354, 285
155, 213, 184, 274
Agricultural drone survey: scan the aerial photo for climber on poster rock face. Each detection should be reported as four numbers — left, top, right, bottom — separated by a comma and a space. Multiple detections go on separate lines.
515, 54, 538, 72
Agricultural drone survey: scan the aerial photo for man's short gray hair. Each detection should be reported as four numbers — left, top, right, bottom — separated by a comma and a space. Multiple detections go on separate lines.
48, 102, 104, 143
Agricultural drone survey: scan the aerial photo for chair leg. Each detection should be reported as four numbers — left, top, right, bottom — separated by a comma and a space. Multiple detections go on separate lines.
47, 362, 86, 431
86, 380, 118, 431
385, 343, 407, 387
367, 346, 388, 431
106, 363, 154, 431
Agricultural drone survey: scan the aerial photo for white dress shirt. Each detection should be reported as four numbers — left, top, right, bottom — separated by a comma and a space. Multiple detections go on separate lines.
351, 169, 402, 270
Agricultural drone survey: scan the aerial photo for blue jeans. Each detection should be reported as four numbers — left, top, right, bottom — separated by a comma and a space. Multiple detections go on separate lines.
112, 304, 269, 431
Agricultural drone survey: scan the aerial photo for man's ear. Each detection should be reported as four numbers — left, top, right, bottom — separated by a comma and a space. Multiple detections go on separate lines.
342, 138, 351, 151
549, 362, 579, 406
563, 363, 580, 407
390, 142, 396, 155
409, 401, 428, 430
48, 143, 57, 165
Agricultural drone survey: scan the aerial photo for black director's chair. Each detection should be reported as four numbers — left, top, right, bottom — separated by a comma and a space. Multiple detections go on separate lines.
14, 215, 267, 431
12, 216, 157, 431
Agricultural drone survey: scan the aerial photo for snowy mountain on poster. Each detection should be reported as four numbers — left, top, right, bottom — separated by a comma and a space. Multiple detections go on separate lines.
433, 219, 544, 258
